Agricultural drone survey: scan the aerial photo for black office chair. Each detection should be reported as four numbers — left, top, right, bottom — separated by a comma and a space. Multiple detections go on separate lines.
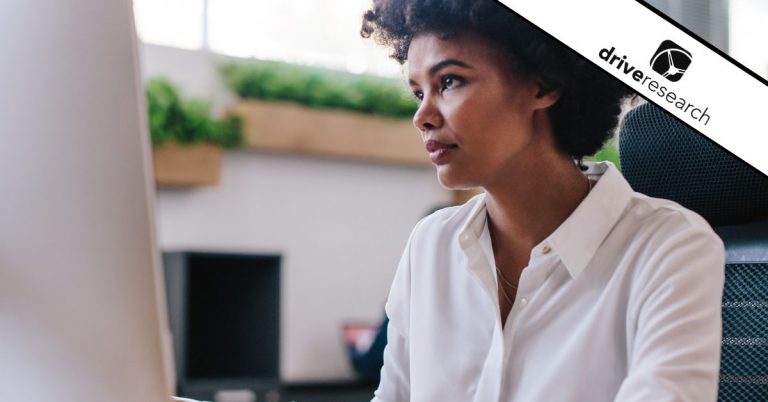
618, 102, 768, 401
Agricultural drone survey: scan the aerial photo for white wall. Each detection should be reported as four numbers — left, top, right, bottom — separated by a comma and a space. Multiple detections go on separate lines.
139, 44, 451, 381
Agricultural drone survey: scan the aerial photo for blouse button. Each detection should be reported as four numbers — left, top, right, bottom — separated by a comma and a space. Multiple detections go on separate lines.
520, 297, 528, 308
542, 245, 552, 255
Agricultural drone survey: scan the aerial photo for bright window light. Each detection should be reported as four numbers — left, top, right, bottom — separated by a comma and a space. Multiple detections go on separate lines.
207, 0, 403, 77
730, 0, 768, 79
133, 0, 205, 50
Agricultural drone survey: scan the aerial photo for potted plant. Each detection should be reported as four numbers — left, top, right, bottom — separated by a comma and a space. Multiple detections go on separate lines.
147, 78, 243, 187
218, 60, 430, 166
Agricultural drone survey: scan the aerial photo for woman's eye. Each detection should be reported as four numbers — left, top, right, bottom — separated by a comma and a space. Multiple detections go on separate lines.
412, 90, 423, 101
440, 75, 462, 91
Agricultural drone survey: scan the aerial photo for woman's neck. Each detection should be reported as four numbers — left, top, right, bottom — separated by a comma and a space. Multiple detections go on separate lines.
483, 152, 590, 257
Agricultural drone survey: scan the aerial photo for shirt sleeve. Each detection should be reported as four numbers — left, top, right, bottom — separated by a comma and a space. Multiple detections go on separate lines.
372, 219, 423, 402
614, 223, 726, 402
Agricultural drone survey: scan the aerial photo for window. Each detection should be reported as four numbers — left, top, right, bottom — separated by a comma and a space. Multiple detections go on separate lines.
646, 0, 768, 78
134, 0, 767, 79
133, 0, 205, 50
729, 0, 768, 78
645, 0, 729, 53
133, 0, 402, 77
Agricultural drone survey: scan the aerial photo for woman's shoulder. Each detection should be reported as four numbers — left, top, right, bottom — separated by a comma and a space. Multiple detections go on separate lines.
617, 191, 725, 281
619, 192, 726, 316
624, 191, 720, 242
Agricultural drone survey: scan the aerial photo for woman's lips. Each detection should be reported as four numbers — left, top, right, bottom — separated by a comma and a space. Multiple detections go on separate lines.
425, 140, 458, 164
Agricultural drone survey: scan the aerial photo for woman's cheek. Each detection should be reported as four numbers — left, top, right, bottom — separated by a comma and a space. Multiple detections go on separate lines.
445, 98, 476, 129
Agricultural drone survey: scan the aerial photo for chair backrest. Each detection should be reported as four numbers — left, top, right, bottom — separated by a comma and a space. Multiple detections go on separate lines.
619, 102, 768, 400
714, 221, 768, 400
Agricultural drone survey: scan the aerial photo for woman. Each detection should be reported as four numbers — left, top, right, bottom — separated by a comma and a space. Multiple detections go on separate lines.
360, 1, 725, 401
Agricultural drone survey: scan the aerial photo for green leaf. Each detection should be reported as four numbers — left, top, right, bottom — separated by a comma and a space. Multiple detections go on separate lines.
218, 60, 418, 118
145, 77, 244, 148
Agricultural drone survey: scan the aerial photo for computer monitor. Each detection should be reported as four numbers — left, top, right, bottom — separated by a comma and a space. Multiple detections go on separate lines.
0, 1, 175, 400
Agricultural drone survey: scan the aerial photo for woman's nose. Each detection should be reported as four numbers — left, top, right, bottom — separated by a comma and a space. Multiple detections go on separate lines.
412, 95, 443, 132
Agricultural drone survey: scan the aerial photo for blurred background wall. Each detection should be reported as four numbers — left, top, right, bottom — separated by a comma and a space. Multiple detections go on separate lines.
140, 42, 451, 380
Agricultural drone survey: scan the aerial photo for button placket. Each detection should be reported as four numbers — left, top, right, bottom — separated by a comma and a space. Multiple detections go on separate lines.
513, 249, 553, 314
463, 234, 504, 317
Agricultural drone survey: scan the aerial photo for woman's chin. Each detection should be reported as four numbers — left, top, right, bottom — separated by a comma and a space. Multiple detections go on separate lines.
436, 167, 476, 190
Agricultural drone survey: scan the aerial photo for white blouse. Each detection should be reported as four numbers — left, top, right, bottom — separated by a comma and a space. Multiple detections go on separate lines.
372, 161, 725, 402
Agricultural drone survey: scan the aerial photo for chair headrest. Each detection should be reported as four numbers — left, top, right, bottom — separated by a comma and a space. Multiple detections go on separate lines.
618, 102, 768, 226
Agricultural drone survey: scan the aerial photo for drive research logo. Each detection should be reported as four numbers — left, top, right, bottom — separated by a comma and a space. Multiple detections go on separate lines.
598, 45, 711, 126
650, 40, 692, 82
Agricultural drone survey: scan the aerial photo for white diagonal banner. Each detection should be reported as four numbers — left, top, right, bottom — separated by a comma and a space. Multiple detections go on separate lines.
498, 0, 768, 176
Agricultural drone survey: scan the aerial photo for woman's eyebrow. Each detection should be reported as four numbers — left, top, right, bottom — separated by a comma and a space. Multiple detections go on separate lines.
408, 59, 474, 85
428, 59, 473, 76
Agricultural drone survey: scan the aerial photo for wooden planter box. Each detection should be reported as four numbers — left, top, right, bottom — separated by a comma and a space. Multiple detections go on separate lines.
225, 100, 430, 166
153, 142, 222, 187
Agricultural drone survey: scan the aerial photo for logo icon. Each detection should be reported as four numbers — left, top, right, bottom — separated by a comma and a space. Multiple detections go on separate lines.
650, 40, 692, 82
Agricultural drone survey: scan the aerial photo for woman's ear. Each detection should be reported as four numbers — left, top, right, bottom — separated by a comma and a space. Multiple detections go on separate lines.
533, 81, 561, 110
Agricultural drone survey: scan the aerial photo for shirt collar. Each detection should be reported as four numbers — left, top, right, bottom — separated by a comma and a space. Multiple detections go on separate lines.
458, 161, 634, 278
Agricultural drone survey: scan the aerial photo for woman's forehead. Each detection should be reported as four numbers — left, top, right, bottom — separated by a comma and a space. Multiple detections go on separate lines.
407, 32, 507, 77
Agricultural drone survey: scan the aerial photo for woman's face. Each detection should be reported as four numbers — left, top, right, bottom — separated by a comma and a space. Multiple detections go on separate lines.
407, 31, 559, 189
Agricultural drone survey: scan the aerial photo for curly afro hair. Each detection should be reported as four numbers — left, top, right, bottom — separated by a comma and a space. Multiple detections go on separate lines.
360, 0, 635, 160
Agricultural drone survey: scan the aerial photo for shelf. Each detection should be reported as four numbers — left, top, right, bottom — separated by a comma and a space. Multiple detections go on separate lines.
153, 142, 221, 187
226, 100, 431, 167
